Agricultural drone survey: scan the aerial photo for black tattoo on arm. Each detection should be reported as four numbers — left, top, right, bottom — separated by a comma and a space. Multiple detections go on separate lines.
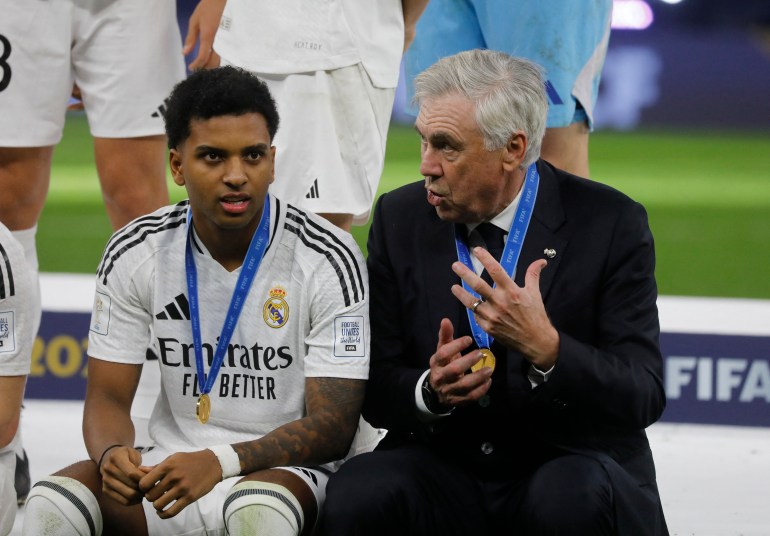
232, 377, 365, 474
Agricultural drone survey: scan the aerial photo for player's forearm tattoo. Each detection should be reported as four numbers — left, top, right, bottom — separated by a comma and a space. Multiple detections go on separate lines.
232, 377, 365, 473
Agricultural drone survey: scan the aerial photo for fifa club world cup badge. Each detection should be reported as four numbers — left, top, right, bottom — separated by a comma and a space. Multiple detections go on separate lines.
263, 286, 289, 328
0, 312, 14, 352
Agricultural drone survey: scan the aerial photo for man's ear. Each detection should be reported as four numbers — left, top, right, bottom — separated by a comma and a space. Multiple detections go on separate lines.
502, 132, 527, 172
169, 148, 185, 186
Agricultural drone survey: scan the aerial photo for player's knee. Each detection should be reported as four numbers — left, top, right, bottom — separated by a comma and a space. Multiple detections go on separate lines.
224, 481, 304, 536
521, 455, 613, 533
22, 476, 103, 536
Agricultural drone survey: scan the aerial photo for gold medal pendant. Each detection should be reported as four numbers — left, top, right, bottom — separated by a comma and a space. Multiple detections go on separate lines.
197, 393, 211, 424
471, 348, 496, 373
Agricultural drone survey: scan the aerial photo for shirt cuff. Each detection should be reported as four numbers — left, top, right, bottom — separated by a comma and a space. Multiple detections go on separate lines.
528, 363, 555, 388
415, 369, 452, 420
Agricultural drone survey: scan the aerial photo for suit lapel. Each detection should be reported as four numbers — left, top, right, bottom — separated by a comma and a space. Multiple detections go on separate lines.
514, 161, 567, 302
500, 163, 568, 400
421, 211, 464, 335
419, 162, 567, 336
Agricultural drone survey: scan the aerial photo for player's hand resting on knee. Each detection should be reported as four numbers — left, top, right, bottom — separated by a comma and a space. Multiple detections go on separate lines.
99, 446, 147, 506
139, 449, 222, 519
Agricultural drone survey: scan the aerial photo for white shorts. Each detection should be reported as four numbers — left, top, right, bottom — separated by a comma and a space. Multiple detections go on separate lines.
223, 59, 395, 225
140, 447, 329, 536
0, 0, 185, 146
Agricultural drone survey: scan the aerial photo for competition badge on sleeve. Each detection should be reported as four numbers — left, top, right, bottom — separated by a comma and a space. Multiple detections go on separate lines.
89, 292, 111, 336
0, 311, 14, 353
454, 163, 540, 373
186, 197, 271, 424
334, 316, 366, 358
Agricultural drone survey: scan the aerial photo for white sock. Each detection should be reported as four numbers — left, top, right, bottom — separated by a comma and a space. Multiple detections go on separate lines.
23, 476, 103, 536
12, 427, 24, 460
224, 481, 303, 536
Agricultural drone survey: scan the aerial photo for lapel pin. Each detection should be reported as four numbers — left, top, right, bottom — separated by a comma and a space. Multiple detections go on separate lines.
544, 248, 556, 259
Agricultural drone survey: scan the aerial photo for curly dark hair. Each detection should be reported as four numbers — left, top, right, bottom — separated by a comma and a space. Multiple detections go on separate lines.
164, 66, 280, 149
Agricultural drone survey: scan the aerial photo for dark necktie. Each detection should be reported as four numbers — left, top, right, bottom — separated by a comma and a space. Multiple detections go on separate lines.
476, 222, 505, 262
475, 222, 506, 286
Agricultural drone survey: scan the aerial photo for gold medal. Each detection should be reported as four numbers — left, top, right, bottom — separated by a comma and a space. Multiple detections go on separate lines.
197, 393, 211, 424
471, 348, 496, 373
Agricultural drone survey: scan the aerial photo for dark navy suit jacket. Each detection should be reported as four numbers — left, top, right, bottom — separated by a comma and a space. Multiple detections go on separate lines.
362, 160, 668, 535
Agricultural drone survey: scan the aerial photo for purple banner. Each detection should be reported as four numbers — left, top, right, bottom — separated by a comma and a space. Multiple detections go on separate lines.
661, 332, 770, 427
25, 312, 770, 427
26, 311, 90, 400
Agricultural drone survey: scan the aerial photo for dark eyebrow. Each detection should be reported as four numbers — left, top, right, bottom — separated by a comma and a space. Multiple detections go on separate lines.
194, 145, 221, 153
192, 143, 270, 156
241, 143, 270, 155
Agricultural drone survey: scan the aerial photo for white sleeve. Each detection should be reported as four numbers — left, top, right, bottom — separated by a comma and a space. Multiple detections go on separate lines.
87, 254, 154, 366
303, 233, 370, 380
0, 229, 35, 376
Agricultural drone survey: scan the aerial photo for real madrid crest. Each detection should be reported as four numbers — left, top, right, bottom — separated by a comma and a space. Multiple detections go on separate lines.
263, 286, 289, 328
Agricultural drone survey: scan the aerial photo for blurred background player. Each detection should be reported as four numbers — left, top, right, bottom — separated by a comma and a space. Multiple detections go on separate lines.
184, 0, 429, 231
0, 0, 186, 501
403, 0, 613, 178
0, 222, 37, 534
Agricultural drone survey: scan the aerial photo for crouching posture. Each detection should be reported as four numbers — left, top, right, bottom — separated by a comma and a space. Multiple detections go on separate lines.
321, 49, 668, 536
23, 66, 371, 536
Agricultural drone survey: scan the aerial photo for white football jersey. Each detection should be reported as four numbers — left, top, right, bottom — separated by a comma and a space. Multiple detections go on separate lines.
0, 223, 35, 377
88, 196, 370, 453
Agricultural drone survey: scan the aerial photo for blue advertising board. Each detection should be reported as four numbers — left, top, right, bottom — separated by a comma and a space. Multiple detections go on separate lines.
26, 311, 90, 400
24, 280, 770, 428
662, 332, 770, 426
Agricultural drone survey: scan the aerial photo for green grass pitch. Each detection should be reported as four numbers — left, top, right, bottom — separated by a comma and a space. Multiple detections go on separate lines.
38, 113, 770, 300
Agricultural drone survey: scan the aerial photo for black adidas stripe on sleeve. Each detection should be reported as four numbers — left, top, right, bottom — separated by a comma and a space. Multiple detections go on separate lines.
0, 240, 14, 299
97, 201, 189, 285
284, 206, 365, 308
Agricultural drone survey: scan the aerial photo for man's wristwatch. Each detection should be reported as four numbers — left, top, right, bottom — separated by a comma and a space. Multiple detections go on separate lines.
421, 376, 453, 414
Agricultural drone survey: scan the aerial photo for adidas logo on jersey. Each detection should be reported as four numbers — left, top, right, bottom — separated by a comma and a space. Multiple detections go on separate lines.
305, 178, 320, 199
156, 294, 190, 320
151, 96, 172, 119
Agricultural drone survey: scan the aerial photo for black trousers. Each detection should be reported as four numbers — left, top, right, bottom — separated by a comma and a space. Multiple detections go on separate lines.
320, 443, 615, 536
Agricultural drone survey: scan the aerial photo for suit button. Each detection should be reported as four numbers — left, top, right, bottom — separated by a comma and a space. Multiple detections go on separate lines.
480, 442, 494, 455
478, 395, 491, 408
552, 398, 568, 410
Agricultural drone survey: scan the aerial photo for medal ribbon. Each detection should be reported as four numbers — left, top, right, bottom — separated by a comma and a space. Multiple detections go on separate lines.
185, 196, 271, 400
454, 163, 540, 349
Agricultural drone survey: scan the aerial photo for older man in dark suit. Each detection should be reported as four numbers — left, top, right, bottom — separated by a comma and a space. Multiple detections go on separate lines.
321, 49, 668, 535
